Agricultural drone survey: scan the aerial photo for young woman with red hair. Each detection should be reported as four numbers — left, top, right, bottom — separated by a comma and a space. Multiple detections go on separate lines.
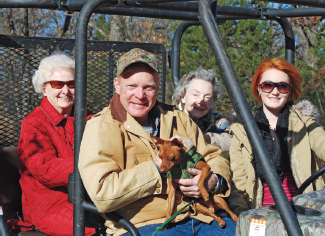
228, 57, 325, 216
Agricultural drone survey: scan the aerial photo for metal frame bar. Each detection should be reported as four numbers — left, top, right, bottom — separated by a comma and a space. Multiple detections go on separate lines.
82, 202, 139, 235
197, 0, 303, 236
74, 1, 114, 235
296, 166, 325, 196
170, 17, 295, 86
171, 21, 200, 87
276, 18, 295, 63
258, 0, 325, 8
2, 1, 325, 19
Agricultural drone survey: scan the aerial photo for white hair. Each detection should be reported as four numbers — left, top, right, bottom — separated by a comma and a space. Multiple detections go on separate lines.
172, 66, 223, 103
32, 52, 75, 94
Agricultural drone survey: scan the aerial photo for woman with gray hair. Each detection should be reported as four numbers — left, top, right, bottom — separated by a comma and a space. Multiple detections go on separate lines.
173, 66, 232, 158
15, 52, 95, 235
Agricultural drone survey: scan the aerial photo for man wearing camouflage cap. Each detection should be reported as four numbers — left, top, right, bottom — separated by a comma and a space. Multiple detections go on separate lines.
79, 48, 236, 235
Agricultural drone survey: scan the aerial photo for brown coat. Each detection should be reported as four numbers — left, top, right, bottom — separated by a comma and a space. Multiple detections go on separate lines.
228, 102, 325, 216
79, 95, 231, 235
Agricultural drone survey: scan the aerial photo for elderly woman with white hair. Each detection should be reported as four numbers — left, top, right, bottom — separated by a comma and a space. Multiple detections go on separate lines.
173, 66, 232, 158
16, 52, 95, 236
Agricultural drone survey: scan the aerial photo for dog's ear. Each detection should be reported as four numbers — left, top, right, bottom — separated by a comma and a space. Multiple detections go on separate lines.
150, 133, 164, 145
171, 138, 184, 149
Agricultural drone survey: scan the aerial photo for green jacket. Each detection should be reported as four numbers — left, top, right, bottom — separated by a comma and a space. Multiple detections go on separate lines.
167, 146, 205, 179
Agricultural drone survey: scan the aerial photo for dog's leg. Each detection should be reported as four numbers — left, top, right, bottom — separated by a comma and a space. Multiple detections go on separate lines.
212, 195, 238, 222
193, 202, 226, 228
198, 198, 215, 213
161, 178, 178, 230
195, 161, 211, 201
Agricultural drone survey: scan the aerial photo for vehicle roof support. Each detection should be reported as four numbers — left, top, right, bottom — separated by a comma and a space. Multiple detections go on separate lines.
74, 1, 114, 236
276, 18, 295, 64
198, 0, 303, 236
260, 0, 325, 8
2, 1, 325, 21
170, 7, 295, 86
171, 21, 200, 87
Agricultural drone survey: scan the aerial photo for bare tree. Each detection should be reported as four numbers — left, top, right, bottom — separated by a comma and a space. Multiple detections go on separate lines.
109, 15, 128, 41
290, 5, 324, 67
1, 8, 78, 38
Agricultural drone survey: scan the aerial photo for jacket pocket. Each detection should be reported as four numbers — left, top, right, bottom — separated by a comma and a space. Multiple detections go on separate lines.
126, 154, 153, 169
38, 192, 66, 217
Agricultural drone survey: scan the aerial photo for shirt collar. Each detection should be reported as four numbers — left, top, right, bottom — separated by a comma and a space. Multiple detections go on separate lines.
40, 97, 72, 126
148, 105, 160, 136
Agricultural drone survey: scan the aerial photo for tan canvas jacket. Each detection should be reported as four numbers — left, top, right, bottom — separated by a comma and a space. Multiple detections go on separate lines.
79, 95, 231, 235
176, 103, 233, 160
228, 101, 325, 216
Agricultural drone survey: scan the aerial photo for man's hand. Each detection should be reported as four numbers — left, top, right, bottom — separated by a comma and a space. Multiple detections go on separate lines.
153, 152, 162, 169
174, 168, 217, 198
168, 135, 183, 142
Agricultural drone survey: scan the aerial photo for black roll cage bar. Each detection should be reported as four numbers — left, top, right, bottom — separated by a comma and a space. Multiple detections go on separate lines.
2, 1, 325, 236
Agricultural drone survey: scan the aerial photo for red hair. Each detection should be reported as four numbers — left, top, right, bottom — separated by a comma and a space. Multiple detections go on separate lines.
252, 58, 303, 102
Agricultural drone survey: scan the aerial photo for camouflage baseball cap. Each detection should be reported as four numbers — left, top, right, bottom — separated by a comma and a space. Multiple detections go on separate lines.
116, 48, 158, 76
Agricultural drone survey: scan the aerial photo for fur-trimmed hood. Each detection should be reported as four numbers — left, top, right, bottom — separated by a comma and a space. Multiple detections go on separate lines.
294, 100, 320, 123
229, 100, 320, 124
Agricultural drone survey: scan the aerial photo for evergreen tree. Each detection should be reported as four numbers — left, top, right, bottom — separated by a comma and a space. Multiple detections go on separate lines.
167, 0, 280, 117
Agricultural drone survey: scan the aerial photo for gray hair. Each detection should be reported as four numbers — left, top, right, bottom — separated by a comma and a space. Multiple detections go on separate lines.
32, 52, 75, 94
172, 66, 223, 103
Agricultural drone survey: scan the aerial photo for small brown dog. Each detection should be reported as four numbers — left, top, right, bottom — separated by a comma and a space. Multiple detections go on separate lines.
150, 134, 238, 228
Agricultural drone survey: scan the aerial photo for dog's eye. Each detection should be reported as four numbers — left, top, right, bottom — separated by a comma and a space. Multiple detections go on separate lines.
168, 156, 174, 161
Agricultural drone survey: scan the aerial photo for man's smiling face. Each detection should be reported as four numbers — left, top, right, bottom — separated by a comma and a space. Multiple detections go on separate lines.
114, 64, 160, 126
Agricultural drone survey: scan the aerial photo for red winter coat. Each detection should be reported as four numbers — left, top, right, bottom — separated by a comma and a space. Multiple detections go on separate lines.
18, 97, 95, 236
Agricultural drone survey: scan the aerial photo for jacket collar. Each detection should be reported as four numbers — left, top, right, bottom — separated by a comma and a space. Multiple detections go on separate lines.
40, 97, 72, 126
230, 102, 311, 157
195, 108, 215, 133
110, 94, 127, 123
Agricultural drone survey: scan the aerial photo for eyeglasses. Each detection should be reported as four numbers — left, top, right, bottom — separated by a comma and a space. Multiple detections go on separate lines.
45, 80, 75, 89
259, 81, 291, 94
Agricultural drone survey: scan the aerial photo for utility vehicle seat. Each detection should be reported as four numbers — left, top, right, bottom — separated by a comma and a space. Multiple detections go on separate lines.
0, 147, 47, 236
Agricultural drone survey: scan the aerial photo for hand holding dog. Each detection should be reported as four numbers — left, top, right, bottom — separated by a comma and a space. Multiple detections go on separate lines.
175, 168, 218, 198
150, 134, 238, 228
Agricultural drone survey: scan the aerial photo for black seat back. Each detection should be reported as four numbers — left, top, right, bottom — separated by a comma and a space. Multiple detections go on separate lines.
0, 35, 166, 147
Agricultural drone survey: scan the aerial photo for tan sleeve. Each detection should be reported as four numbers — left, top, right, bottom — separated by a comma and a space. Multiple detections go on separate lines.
227, 129, 250, 215
78, 118, 162, 213
304, 116, 325, 162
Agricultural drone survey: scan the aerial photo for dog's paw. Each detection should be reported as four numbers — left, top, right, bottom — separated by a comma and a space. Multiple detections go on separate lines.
231, 213, 238, 222
202, 193, 209, 201
158, 225, 167, 231
218, 220, 226, 228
